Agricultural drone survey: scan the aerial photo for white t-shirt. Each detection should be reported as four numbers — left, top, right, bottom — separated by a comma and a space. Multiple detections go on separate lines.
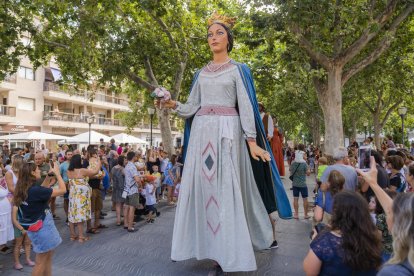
145, 183, 156, 206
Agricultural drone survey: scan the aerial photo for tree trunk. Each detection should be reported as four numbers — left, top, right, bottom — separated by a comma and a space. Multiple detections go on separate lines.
316, 67, 344, 155
311, 115, 321, 147
158, 108, 174, 156
352, 119, 357, 141
373, 112, 382, 150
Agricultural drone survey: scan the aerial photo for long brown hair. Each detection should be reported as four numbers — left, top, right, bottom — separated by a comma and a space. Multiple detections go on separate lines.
331, 191, 382, 270
13, 162, 37, 207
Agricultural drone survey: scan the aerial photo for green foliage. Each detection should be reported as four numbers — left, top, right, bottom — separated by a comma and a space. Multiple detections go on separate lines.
0, 0, 38, 79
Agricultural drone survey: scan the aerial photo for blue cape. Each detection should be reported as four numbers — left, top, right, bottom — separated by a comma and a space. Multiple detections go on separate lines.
182, 62, 292, 219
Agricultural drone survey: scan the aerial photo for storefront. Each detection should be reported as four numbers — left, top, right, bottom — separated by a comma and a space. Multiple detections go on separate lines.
0, 124, 41, 149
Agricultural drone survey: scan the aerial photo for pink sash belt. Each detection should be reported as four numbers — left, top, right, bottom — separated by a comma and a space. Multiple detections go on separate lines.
196, 106, 238, 116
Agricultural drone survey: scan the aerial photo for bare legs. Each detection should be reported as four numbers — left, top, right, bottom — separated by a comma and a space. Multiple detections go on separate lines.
50, 197, 56, 217
268, 214, 276, 241
32, 250, 54, 276
167, 186, 174, 205
293, 197, 309, 219
115, 203, 123, 225
125, 205, 135, 230
13, 235, 34, 269
63, 198, 69, 220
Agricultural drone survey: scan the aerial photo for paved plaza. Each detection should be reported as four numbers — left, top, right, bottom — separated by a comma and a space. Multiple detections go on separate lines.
1, 164, 315, 275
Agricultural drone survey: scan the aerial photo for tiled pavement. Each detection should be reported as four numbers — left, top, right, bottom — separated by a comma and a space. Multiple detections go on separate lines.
1, 163, 316, 275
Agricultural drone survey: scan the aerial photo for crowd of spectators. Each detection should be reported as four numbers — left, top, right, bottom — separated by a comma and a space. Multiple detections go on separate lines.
0, 139, 183, 274
291, 137, 414, 275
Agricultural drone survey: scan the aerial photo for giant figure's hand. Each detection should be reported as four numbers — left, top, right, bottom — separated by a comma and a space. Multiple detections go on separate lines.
248, 141, 271, 162
154, 99, 177, 109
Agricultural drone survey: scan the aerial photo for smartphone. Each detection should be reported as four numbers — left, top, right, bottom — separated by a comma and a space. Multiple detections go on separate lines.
358, 146, 371, 171
48, 161, 55, 177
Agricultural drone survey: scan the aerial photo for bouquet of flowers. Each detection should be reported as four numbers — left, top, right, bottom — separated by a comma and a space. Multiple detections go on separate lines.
151, 87, 171, 102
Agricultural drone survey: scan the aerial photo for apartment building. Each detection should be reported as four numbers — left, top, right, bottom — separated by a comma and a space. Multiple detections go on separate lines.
0, 56, 182, 149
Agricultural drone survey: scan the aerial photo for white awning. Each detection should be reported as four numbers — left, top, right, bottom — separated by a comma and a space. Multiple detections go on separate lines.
0, 131, 69, 140
111, 133, 148, 145
58, 130, 111, 144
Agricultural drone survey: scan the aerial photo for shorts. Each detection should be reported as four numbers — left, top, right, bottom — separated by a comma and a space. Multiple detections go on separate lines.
125, 193, 140, 208
27, 211, 62, 254
91, 188, 103, 212
146, 204, 157, 213
292, 186, 308, 198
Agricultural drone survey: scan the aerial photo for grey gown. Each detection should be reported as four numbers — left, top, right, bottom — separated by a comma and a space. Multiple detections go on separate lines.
171, 63, 273, 272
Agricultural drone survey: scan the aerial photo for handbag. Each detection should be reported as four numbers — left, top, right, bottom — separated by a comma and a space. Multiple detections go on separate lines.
17, 207, 45, 232
289, 163, 300, 181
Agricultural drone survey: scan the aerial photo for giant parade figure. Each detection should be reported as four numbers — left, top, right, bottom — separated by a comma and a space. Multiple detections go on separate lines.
154, 12, 291, 273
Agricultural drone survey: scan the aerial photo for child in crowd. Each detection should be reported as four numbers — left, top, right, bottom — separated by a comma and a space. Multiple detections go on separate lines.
314, 157, 328, 195
294, 144, 307, 163
316, 157, 328, 183
143, 176, 157, 223
151, 165, 162, 202
368, 195, 377, 224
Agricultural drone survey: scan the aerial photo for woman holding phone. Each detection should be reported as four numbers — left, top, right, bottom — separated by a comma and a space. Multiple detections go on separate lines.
12, 160, 66, 276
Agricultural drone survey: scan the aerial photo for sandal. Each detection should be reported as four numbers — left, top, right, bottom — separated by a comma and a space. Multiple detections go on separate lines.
127, 228, 138, 232
293, 214, 299, 219
97, 224, 108, 229
78, 236, 90, 243
25, 260, 35, 267
14, 264, 23, 270
116, 222, 121, 226
86, 228, 100, 234
304, 215, 311, 219
70, 235, 78, 241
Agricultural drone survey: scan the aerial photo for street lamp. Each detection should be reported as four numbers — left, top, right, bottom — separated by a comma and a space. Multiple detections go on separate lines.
86, 114, 95, 145
398, 106, 408, 146
301, 134, 305, 144
147, 107, 155, 148
363, 121, 368, 140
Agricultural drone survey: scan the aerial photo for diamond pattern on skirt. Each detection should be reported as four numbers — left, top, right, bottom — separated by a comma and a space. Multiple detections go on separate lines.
206, 195, 220, 235
202, 142, 216, 182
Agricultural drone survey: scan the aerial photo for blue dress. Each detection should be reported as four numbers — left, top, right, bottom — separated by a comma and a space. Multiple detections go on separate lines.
311, 231, 377, 276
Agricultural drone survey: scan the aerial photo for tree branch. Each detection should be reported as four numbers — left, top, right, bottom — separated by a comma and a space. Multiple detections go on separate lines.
43, 40, 70, 49
362, 99, 376, 113
338, 0, 399, 64
171, 52, 188, 100
144, 56, 159, 86
342, 4, 414, 85
380, 99, 403, 127
332, 0, 343, 56
126, 71, 156, 91
144, 11, 179, 51
290, 25, 331, 69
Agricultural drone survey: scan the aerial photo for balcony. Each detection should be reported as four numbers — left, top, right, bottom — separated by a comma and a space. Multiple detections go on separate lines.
42, 111, 179, 134
0, 74, 17, 91
43, 82, 130, 111
0, 105, 16, 123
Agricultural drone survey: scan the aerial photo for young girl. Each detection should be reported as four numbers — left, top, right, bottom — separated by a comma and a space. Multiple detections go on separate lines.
163, 155, 180, 206
368, 195, 377, 224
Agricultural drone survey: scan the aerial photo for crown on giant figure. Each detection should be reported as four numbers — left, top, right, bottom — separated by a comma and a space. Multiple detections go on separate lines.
207, 11, 237, 29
